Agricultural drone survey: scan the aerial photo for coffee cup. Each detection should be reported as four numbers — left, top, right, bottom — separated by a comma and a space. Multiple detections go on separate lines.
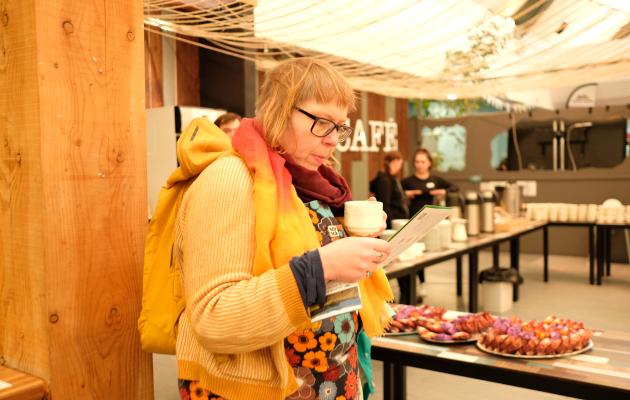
391, 219, 409, 231
344, 201, 383, 236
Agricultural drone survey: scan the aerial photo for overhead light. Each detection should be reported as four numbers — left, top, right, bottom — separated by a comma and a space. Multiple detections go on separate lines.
447, 93, 458, 100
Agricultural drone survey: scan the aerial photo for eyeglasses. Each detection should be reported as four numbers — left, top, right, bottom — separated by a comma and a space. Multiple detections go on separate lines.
295, 108, 353, 143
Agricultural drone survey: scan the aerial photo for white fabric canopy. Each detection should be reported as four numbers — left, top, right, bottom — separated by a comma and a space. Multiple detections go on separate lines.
145, 0, 630, 100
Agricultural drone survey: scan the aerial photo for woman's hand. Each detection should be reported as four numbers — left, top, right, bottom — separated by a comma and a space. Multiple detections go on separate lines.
318, 237, 391, 282
368, 196, 387, 237
406, 189, 421, 198
429, 189, 446, 196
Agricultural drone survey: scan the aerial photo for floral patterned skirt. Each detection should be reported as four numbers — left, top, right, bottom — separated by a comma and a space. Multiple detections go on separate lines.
178, 380, 224, 400
178, 312, 361, 400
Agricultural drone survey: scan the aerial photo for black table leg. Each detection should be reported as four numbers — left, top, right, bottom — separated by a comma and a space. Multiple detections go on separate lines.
383, 361, 393, 400
543, 225, 549, 282
606, 228, 611, 277
383, 361, 406, 400
596, 225, 603, 285
468, 251, 479, 313
510, 238, 520, 302
456, 256, 462, 296
409, 272, 417, 305
492, 244, 500, 268
589, 225, 594, 285
397, 274, 416, 305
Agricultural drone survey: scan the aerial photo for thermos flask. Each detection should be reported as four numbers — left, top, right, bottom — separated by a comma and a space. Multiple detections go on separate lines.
481, 190, 496, 233
465, 191, 481, 236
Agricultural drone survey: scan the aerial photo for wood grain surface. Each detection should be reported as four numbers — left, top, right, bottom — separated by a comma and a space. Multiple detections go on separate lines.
367, 92, 386, 182
0, 0, 50, 381
176, 34, 200, 106
144, 30, 164, 108
0, 365, 47, 400
1, 1, 152, 398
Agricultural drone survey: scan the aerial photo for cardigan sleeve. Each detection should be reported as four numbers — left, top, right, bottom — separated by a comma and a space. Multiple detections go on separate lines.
289, 250, 326, 308
176, 156, 310, 354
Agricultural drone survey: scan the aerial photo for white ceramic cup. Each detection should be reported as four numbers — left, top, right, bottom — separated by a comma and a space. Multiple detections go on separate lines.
615, 208, 625, 224
525, 203, 534, 220
439, 219, 452, 249
535, 204, 549, 222
424, 226, 442, 252
391, 219, 409, 231
344, 201, 383, 237
578, 204, 588, 222
587, 204, 598, 222
549, 204, 559, 222
558, 203, 569, 222
568, 204, 578, 222
451, 218, 468, 242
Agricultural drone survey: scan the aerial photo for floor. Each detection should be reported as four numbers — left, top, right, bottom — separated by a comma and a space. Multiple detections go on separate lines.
153, 251, 630, 400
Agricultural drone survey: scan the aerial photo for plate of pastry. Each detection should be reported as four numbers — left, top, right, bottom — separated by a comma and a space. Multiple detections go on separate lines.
476, 316, 594, 359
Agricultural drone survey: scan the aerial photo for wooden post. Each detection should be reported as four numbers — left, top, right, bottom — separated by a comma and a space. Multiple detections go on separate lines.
0, 1, 152, 398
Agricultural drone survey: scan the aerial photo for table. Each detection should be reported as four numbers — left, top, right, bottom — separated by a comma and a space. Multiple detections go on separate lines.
546, 222, 596, 284
385, 220, 626, 306
596, 222, 630, 285
384, 221, 548, 312
372, 330, 630, 400
0, 366, 47, 400
544, 221, 627, 285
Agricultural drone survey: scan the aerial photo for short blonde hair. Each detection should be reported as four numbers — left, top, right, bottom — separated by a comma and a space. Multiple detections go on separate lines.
256, 58, 356, 150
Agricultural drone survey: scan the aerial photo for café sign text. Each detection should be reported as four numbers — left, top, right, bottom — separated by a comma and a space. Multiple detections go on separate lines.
336, 119, 398, 152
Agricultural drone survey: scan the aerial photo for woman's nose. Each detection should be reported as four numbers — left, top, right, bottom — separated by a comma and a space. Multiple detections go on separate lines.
322, 130, 339, 146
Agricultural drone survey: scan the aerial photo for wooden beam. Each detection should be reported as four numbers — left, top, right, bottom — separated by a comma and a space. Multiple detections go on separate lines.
145, 30, 164, 108
0, 0, 152, 398
367, 92, 386, 182
176, 34, 200, 106
0, 0, 49, 380
395, 98, 410, 177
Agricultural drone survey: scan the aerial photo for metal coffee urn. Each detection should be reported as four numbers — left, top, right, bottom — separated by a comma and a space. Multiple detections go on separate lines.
481, 190, 496, 233
465, 191, 481, 236
503, 182, 523, 216
446, 192, 465, 219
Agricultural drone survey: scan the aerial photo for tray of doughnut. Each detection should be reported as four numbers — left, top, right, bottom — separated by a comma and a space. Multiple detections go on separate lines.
416, 312, 496, 344
476, 316, 593, 359
385, 304, 447, 335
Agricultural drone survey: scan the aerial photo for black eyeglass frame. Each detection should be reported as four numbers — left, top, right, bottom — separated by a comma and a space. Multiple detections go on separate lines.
295, 107, 353, 142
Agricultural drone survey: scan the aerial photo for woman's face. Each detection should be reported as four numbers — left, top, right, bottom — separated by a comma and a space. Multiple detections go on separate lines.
219, 119, 240, 138
389, 158, 403, 175
414, 153, 431, 174
279, 99, 348, 171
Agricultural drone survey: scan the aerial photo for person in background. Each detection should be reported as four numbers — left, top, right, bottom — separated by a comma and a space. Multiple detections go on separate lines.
214, 112, 241, 138
401, 148, 458, 217
369, 151, 408, 229
175, 58, 393, 400
401, 148, 458, 301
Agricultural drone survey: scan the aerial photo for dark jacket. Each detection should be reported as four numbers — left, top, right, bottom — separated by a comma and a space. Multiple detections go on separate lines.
401, 174, 458, 217
369, 171, 408, 228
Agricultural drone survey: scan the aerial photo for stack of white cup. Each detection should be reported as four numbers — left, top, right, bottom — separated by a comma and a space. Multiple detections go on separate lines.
525, 202, 630, 224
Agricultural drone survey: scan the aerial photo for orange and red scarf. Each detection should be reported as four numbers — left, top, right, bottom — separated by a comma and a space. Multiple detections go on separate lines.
233, 118, 393, 337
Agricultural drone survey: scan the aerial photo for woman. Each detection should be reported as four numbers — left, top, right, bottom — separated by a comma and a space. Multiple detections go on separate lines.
214, 112, 241, 138
174, 58, 394, 400
369, 151, 408, 228
401, 148, 458, 217
400, 148, 457, 299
